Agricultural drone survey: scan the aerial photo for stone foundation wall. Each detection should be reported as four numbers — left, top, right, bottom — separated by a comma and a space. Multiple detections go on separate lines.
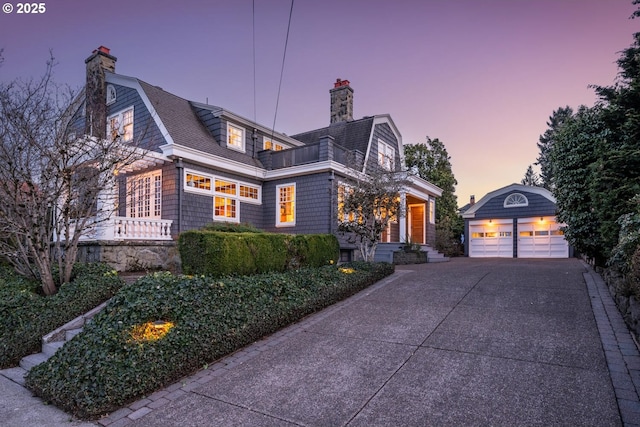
77, 241, 181, 273
393, 251, 427, 265
601, 266, 640, 338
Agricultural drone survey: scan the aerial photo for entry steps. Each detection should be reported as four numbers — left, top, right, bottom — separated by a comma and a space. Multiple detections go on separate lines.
373, 243, 450, 264
0, 273, 146, 385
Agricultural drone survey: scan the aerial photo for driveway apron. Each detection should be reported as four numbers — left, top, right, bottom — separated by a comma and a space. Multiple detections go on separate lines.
119, 258, 622, 426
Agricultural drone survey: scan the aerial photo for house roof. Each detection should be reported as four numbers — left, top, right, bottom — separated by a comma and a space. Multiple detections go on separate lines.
136, 80, 263, 168
462, 183, 556, 218
291, 116, 375, 154
190, 102, 305, 149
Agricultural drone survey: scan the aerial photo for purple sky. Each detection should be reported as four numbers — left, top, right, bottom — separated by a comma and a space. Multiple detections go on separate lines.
1, 0, 638, 206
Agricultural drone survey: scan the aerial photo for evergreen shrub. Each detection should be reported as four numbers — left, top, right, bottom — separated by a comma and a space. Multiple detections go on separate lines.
179, 231, 339, 276
0, 263, 123, 368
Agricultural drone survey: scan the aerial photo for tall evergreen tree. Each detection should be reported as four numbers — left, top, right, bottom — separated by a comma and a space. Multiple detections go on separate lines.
521, 164, 541, 186
536, 106, 573, 190
551, 105, 607, 264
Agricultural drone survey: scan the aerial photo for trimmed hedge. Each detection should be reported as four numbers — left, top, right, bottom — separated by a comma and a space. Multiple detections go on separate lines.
25, 262, 394, 419
0, 263, 124, 369
200, 222, 263, 233
179, 231, 339, 276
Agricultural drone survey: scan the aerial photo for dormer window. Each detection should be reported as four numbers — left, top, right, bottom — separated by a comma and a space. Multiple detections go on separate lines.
504, 193, 528, 208
106, 85, 117, 106
378, 139, 395, 170
107, 106, 133, 142
227, 123, 245, 152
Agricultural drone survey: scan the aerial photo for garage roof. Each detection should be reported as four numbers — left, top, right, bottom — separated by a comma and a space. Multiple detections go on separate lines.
463, 183, 556, 219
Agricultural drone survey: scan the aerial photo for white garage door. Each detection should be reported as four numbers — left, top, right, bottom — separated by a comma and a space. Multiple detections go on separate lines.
469, 220, 514, 258
517, 218, 569, 258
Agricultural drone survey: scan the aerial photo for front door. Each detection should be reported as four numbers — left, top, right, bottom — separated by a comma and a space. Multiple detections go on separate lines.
408, 204, 425, 244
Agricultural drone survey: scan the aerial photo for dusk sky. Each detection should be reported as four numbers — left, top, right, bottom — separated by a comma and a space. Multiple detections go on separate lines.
1, 0, 638, 206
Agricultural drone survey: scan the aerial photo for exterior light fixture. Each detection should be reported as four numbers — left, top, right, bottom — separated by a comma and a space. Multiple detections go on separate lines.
130, 320, 175, 342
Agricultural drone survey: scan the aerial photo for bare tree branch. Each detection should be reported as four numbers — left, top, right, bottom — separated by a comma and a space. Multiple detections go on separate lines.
0, 55, 147, 294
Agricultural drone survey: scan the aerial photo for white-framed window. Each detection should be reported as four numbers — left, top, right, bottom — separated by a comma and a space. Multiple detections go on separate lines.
184, 170, 260, 202
107, 106, 134, 142
264, 138, 284, 151
214, 179, 238, 222
276, 183, 296, 227
127, 170, 162, 219
378, 139, 395, 170
239, 184, 259, 200
504, 193, 528, 208
106, 85, 117, 106
214, 196, 237, 222
183, 170, 261, 222
227, 123, 245, 152
337, 183, 357, 223
185, 172, 212, 194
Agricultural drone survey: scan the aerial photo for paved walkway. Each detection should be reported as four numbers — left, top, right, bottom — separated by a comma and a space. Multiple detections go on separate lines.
2, 258, 640, 426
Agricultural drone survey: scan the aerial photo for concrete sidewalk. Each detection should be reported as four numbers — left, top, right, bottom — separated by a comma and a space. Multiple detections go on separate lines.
3, 258, 640, 426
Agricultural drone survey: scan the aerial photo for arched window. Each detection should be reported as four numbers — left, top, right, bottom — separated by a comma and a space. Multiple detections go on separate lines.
504, 193, 528, 208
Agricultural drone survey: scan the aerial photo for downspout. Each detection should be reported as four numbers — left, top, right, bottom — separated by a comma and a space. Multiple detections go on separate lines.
328, 171, 335, 234
176, 158, 184, 234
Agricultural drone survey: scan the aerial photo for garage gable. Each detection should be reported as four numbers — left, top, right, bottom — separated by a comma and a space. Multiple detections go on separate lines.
462, 184, 557, 220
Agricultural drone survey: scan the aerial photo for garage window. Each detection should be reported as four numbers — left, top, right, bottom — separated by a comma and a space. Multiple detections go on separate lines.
504, 193, 528, 207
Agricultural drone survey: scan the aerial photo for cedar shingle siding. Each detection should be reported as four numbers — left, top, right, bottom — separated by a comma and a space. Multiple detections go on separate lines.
470, 191, 556, 220
89, 58, 442, 254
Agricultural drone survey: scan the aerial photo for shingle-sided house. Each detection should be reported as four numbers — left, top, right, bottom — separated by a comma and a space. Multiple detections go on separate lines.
74, 47, 443, 267
462, 183, 571, 258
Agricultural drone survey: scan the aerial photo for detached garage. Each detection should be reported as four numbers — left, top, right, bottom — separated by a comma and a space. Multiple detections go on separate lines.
462, 184, 570, 258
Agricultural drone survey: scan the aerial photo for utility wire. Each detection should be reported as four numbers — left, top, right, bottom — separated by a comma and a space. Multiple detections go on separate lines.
271, 0, 295, 140
252, 0, 257, 123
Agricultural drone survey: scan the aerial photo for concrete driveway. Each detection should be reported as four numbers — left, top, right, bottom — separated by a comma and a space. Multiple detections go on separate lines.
4, 258, 639, 426
117, 258, 632, 426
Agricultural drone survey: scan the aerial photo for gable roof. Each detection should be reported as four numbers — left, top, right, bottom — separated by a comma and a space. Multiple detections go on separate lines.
462, 183, 556, 218
137, 81, 263, 168
105, 73, 264, 168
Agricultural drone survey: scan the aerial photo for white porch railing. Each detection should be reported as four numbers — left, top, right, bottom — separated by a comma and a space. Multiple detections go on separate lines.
112, 217, 173, 240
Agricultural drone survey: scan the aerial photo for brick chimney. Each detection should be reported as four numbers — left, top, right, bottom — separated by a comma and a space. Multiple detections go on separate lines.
330, 78, 353, 124
470, 195, 475, 205
84, 46, 117, 139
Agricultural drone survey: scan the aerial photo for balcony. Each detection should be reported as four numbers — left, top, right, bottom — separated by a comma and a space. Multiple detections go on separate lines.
75, 217, 173, 241
259, 137, 360, 171
113, 217, 173, 240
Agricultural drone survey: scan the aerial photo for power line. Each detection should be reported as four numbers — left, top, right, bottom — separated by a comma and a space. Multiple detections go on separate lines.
252, 0, 257, 123
271, 0, 295, 140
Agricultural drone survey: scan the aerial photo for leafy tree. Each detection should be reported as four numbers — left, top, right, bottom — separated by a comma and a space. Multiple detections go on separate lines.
589, 31, 640, 266
548, 6, 640, 267
536, 106, 573, 190
521, 164, 541, 186
609, 195, 640, 273
404, 137, 462, 255
337, 164, 410, 262
0, 55, 143, 294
